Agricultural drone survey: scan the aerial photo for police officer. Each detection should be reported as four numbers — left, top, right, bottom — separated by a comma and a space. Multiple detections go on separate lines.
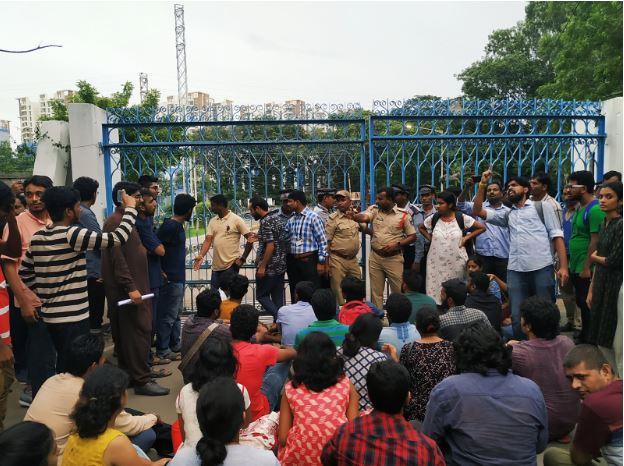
313, 188, 336, 226
326, 190, 362, 305
354, 186, 417, 308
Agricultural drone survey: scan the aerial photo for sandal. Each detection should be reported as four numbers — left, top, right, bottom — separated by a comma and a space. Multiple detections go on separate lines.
152, 356, 172, 365
150, 368, 172, 378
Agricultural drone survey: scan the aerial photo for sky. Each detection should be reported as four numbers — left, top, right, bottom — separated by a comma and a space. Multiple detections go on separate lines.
1, 1, 526, 143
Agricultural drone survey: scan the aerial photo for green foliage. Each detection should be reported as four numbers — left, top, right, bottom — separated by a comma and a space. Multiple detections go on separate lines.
38, 80, 137, 122
458, 1, 623, 100
141, 89, 161, 110
0, 142, 36, 174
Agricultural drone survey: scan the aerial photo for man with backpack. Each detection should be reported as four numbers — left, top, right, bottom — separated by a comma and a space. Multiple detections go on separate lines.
567, 171, 604, 343
472, 169, 569, 339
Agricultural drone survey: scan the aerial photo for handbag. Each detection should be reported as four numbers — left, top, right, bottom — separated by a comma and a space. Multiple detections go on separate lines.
178, 322, 220, 373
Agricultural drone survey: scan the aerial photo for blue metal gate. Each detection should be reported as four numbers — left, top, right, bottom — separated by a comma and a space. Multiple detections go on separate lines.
368, 98, 605, 202
101, 98, 606, 310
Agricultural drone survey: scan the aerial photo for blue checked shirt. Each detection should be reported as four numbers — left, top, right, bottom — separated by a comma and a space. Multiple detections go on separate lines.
284, 207, 328, 262
458, 200, 510, 259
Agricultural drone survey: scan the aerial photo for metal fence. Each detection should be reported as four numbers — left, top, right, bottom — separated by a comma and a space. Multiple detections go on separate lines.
102, 98, 605, 311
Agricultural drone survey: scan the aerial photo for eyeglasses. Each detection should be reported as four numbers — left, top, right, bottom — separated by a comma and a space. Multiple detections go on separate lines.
563, 184, 585, 189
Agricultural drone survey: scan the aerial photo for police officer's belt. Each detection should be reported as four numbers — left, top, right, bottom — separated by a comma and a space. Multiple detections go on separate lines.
329, 250, 357, 260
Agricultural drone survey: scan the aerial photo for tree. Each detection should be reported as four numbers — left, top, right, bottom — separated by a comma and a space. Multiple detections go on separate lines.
0, 142, 35, 173
458, 1, 623, 101
536, 2, 623, 100
39, 80, 136, 122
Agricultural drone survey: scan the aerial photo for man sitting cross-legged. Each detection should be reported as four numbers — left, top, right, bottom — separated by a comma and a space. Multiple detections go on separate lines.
322, 359, 445, 465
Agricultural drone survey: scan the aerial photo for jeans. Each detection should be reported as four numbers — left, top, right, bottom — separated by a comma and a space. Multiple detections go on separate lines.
477, 255, 509, 283
156, 282, 184, 357
8, 296, 28, 382
27, 320, 56, 397
129, 428, 156, 453
256, 274, 285, 320
87, 278, 106, 330
571, 273, 591, 343
507, 265, 555, 339
46, 319, 90, 374
210, 265, 239, 291
261, 361, 291, 411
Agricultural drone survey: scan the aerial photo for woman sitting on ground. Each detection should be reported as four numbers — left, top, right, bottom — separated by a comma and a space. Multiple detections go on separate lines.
399, 306, 456, 422
170, 377, 279, 466
278, 331, 359, 466
0, 421, 58, 466
62, 365, 168, 466
177, 337, 251, 448
339, 313, 395, 412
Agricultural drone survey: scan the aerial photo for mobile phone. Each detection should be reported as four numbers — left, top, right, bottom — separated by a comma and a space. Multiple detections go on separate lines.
116, 189, 126, 203
471, 175, 481, 183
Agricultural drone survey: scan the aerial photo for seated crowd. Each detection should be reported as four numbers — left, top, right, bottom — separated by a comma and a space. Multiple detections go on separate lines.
0, 171, 621, 466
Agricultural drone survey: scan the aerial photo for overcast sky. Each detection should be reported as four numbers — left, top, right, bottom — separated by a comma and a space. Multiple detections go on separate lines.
1, 1, 526, 143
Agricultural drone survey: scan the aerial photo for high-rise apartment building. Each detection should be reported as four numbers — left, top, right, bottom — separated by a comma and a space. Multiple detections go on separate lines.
17, 90, 74, 143
0, 120, 10, 143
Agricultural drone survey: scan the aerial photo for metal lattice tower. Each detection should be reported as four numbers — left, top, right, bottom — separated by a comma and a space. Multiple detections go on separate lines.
139, 73, 148, 103
174, 4, 188, 108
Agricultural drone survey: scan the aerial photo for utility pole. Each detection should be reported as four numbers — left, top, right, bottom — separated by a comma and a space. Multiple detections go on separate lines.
174, 4, 188, 111
139, 72, 148, 103
174, 4, 196, 197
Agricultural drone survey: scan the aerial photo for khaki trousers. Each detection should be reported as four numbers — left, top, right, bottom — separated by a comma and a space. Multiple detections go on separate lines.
543, 446, 606, 466
369, 251, 403, 309
0, 360, 15, 431
329, 255, 361, 305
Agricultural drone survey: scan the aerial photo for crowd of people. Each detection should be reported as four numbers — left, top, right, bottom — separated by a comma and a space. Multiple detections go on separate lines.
0, 167, 621, 466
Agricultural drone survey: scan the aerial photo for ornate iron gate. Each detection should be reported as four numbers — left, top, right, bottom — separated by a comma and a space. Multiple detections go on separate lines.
101, 98, 605, 309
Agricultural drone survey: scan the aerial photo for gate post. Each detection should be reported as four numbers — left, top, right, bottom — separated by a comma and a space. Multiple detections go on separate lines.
68, 103, 120, 224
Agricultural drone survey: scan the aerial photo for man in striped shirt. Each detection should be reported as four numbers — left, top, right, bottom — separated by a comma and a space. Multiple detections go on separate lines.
20, 186, 138, 377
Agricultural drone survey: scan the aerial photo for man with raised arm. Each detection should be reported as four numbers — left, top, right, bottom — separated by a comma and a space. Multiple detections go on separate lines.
471, 169, 568, 339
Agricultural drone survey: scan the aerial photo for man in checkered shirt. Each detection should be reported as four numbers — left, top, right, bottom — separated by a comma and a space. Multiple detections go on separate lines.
284, 190, 328, 293
438, 278, 491, 341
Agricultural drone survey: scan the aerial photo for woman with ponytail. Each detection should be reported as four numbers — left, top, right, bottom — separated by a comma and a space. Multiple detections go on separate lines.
278, 332, 358, 466
63, 365, 168, 466
399, 306, 456, 421
338, 313, 394, 412
169, 377, 279, 466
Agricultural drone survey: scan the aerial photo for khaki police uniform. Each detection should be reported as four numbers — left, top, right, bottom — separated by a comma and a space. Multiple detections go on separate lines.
326, 210, 361, 305
367, 205, 416, 308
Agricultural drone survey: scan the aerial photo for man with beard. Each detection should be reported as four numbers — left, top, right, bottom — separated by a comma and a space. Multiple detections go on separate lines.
391, 184, 420, 272
248, 196, 287, 320
411, 185, 437, 290
567, 171, 604, 343
20, 186, 139, 387
192, 194, 253, 290
472, 169, 568, 339
458, 179, 510, 282
530, 172, 563, 225
156, 193, 197, 365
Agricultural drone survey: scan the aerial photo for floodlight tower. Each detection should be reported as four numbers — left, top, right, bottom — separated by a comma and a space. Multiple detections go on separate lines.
174, 4, 188, 110
139, 73, 148, 103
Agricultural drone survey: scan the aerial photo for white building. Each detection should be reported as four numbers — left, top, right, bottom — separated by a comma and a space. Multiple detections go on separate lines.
0, 120, 10, 143
17, 90, 74, 143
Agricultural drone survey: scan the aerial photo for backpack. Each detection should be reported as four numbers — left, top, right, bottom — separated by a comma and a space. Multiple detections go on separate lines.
582, 199, 600, 226
430, 211, 475, 256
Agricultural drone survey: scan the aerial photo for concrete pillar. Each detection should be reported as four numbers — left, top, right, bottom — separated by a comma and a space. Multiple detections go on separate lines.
68, 103, 120, 225
33, 121, 71, 186
602, 97, 623, 175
